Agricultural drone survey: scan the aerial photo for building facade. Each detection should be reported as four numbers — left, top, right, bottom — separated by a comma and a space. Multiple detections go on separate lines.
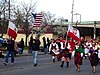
0, 21, 100, 46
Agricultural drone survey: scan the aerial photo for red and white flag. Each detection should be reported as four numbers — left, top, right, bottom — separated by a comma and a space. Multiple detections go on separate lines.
7, 21, 18, 40
67, 25, 80, 41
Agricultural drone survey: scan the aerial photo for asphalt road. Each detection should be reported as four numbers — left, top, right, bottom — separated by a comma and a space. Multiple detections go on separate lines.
0, 54, 100, 75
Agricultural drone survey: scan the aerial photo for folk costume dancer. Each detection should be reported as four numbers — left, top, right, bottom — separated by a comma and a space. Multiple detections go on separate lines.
74, 41, 84, 72
56, 38, 61, 61
59, 36, 70, 67
97, 41, 100, 65
67, 38, 75, 60
84, 40, 90, 59
49, 39, 60, 62
60, 44, 70, 68
88, 42, 99, 73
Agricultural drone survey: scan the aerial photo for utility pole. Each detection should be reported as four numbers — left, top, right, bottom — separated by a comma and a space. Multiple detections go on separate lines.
8, 0, 10, 20
73, 13, 81, 27
94, 21, 96, 39
71, 0, 74, 25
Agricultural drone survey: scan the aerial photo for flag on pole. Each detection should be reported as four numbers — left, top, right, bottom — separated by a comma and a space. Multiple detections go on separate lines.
32, 13, 43, 26
7, 21, 18, 40
67, 24, 80, 41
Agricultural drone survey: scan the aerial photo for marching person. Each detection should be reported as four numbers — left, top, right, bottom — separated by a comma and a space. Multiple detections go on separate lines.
84, 40, 90, 59
74, 41, 84, 72
59, 35, 70, 68
67, 38, 75, 60
32, 35, 41, 67
97, 41, 100, 65
60, 44, 70, 68
56, 38, 61, 61
49, 39, 60, 62
4, 38, 15, 65
88, 42, 99, 73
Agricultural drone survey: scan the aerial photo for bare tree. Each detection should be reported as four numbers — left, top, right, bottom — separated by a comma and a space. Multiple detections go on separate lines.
32, 26, 48, 37
0, 0, 8, 37
42, 11, 56, 25
12, 6, 24, 28
12, 0, 37, 46
22, 2, 37, 46
53, 25, 67, 36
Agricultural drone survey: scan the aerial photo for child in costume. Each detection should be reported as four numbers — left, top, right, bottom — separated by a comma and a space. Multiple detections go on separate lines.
49, 39, 60, 62
60, 47, 70, 68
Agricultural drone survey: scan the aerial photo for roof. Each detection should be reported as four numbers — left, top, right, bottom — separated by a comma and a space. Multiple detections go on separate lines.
0, 21, 100, 34
52, 21, 100, 28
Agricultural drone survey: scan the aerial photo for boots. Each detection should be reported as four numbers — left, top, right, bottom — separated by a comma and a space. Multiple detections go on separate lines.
53, 59, 55, 62
66, 62, 69, 68
60, 61, 64, 68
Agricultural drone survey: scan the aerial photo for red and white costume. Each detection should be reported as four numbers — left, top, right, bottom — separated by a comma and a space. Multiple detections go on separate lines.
95, 42, 100, 59
60, 39, 67, 50
67, 39, 75, 53
84, 41, 90, 56
49, 42, 60, 56
49, 41, 60, 62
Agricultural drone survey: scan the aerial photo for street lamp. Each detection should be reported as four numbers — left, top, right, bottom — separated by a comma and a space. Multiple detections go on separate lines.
73, 13, 81, 23
73, 13, 81, 27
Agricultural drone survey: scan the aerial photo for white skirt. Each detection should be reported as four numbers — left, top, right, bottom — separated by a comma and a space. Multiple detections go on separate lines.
84, 48, 89, 54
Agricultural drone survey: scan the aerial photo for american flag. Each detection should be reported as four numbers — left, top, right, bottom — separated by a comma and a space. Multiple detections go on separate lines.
32, 13, 43, 26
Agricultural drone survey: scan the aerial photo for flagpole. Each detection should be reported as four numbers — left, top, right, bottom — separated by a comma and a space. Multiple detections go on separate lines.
68, 0, 74, 40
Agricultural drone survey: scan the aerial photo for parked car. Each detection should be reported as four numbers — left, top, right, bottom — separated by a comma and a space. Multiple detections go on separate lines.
0, 38, 4, 47
0, 38, 6, 47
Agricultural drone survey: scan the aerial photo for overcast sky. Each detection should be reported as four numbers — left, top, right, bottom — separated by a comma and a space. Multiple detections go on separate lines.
16, 0, 100, 22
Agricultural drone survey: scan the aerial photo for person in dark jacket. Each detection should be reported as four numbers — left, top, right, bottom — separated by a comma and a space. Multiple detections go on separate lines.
28, 36, 33, 53
18, 38, 24, 54
4, 38, 15, 65
20, 38, 24, 54
47, 37, 50, 51
32, 35, 41, 66
42, 37, 48, 55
